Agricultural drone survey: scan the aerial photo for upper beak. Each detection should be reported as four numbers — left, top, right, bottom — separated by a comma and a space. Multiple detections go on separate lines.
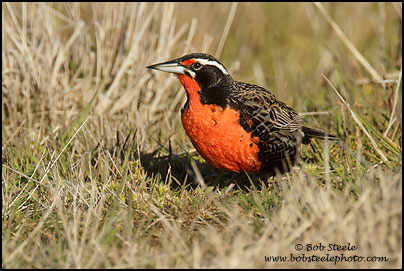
146, 59, 186, 75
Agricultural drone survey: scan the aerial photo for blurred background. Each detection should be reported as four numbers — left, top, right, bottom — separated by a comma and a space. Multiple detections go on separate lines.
3, 2, 401, 149
2, 2, 402, 268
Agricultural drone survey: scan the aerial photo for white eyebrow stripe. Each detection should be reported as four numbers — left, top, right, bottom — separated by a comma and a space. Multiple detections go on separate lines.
186, 69, 196, 78
194, 58, 228, 75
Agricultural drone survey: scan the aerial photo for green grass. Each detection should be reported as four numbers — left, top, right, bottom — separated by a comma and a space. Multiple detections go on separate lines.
2, 2, 402, 268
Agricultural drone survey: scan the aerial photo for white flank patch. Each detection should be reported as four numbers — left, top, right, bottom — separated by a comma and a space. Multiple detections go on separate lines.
194, 58, 229, 75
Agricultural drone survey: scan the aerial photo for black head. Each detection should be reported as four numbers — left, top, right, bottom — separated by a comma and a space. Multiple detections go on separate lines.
147, 53, 233, 107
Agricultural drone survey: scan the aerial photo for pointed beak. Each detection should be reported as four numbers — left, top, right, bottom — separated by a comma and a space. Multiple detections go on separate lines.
146, 59, 186, 75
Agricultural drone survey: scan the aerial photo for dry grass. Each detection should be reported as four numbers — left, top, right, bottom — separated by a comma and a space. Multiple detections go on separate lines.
2, 2, 402, 268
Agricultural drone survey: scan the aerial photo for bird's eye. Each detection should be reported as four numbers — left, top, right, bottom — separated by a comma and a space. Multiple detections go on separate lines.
192, 62, 202, 70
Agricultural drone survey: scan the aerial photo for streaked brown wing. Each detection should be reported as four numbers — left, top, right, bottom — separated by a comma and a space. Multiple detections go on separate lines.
231, 82, 304, 167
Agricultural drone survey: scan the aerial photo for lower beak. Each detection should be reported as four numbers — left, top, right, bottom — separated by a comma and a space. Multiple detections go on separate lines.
146, 60, 186, 75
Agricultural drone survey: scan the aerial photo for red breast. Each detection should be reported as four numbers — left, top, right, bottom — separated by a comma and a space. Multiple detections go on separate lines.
177, 74, 261, 172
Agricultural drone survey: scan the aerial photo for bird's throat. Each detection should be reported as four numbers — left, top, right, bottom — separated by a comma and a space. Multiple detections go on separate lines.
177, 74, 201, 103
177, 74, 230, 109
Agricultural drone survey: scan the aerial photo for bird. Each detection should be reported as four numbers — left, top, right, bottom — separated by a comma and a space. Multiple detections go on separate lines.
147, 53, 338, 175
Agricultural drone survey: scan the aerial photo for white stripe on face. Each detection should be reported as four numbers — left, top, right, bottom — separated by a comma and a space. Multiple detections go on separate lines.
185, 69, 196, 78
194, 58, 229, 75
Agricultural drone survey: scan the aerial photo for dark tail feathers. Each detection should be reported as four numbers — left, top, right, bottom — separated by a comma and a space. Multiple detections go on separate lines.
302, 126, 339, 144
